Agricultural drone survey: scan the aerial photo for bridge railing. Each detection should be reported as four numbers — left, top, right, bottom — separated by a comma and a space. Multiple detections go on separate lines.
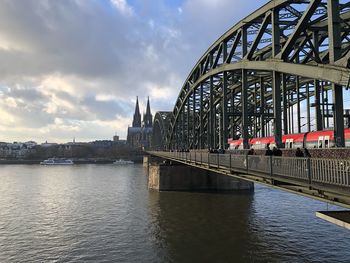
247, 155, 271, 175
271, 156, 310, 181
150, 151, 350, 191
311, 158, 350, 187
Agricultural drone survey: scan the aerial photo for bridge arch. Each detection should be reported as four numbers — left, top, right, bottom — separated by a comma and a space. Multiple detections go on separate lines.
152, 111, 173, 150
166, 0, 350, 150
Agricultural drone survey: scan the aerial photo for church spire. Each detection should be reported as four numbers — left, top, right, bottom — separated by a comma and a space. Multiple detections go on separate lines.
143, 96, 153, 128
135, 96, 140, 115
146, 96, 151, 115
132, 96, 141, 127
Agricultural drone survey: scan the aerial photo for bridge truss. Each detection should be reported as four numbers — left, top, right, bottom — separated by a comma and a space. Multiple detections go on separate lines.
152, 111, 173, 149
159, 0, 350, 150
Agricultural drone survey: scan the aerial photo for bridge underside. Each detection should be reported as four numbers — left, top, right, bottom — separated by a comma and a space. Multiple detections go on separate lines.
153, 0, 350, 151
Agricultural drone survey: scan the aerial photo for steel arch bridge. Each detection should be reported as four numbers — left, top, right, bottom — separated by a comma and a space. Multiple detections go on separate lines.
156, 0, 350, 150
152, 111, 173, 150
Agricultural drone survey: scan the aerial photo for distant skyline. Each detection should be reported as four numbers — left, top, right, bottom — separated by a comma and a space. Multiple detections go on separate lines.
0, 0, 264, 143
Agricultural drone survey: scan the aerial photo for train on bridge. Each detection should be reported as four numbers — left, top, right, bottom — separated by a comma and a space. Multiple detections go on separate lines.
228, 129, 350, 150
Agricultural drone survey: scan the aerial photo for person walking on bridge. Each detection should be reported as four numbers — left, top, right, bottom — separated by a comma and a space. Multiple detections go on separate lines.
272, 147, 282, 166
295, 148, 304, 157
303, 148, 311, 158
272, 147, 282, 157
265, 146, 273, 156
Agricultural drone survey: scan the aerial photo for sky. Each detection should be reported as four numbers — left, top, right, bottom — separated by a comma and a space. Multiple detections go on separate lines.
0, 0, 265, 143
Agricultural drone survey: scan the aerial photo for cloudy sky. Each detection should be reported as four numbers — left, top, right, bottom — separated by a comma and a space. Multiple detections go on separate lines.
0, 0, 265, 143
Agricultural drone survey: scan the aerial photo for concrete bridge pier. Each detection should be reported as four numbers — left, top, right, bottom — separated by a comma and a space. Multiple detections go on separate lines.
143, 155, 150, 168
144, 156, 254, 191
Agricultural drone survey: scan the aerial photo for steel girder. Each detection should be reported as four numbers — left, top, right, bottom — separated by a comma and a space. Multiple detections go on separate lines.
152, 111, 173, 150
164, 0, 350, 150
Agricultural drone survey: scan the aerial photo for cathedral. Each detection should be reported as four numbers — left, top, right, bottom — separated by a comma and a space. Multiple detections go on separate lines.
127, 97, 153, 150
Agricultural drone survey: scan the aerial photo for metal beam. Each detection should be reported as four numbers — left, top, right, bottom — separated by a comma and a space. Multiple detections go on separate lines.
296, 76, 301, 133
242, 69, 249, 149
210, 77, 214, 149
260, 77, 265, 137
246, 12, 272, 60
222, 71, 228, 149
282, 74, 288, 135
191, 61, 350, 88
225, 31, 241, 64
278, 0, 322, 60
314, 79, 323, 130
306, 83, 311, 132
273, 71, 282, 147
199, 84, 204, 148
187, 98, 190, 148
272, 8, 280, 56
192, 91, 196, 148
328, 0, 345, 147
212, 44, 223, 69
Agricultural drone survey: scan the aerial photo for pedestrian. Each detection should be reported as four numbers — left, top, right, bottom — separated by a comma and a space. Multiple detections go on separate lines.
276, 147, 282, 156
247, 148, 255, 155
218, 148, 225, 154
272, 146, 282, 166
246, 148, 255, 168
265, 146, 273, 156
272, 147, 278, 156
303, 148, 311, 158
295, 147, 304, 157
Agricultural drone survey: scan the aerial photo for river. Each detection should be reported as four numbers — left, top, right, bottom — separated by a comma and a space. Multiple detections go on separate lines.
0, 164, 349, 262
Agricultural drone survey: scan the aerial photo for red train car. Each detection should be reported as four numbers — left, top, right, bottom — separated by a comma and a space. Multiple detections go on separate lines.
282, 133, 305, 149
227, 138, 243, 149
250, 136, 275, 149
228, 128, 350, 150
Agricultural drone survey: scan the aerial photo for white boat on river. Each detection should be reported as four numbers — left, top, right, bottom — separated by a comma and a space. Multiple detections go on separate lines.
40, 158, 74, 165
113, 159, 134, 165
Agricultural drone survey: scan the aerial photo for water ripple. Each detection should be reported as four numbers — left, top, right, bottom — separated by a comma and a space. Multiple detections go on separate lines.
0, 164, 349, 262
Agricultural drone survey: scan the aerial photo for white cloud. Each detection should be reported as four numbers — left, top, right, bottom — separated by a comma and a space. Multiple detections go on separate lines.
0, 0, 262, 142
95, 94, 119, 102
145, 44, 159, 62
0, 35, 30, 52
110, 0, 134, 16
4, 97, 18, 108
0, 108, 16, 125
40, 75, 81, 98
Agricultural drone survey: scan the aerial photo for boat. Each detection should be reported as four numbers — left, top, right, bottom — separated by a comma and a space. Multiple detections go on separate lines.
113, 159, 134, 165
40, 158, 74, 165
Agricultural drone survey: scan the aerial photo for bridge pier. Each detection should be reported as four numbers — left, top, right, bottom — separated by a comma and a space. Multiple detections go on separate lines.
143, 155, 150, 168
145, 156, 254, 192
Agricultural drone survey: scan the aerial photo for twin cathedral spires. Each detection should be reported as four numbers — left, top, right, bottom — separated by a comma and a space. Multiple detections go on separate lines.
132, 96, 152, 128
127, 96, 153, 149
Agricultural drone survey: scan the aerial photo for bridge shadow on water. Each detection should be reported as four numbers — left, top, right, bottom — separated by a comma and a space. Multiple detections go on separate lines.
146, 189, 290, 263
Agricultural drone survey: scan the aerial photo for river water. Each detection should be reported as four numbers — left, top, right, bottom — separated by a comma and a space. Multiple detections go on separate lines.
0, 164, 349, 262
